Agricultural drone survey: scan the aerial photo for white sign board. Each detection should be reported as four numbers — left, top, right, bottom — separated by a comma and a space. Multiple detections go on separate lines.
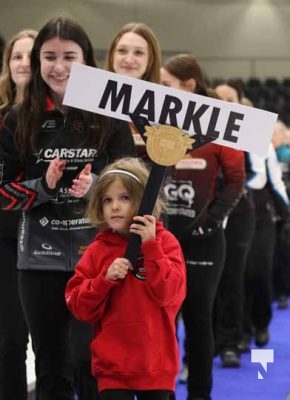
63, 63, 278, 156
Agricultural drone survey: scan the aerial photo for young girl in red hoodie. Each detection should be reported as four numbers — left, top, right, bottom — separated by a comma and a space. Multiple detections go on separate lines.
65, 156, 186, 400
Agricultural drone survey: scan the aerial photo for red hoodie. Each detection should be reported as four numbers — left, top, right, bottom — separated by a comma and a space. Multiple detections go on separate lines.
65, 221, 186, 392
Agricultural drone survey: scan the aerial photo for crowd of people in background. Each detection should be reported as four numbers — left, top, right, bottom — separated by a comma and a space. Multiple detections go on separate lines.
0, 16, 289, 400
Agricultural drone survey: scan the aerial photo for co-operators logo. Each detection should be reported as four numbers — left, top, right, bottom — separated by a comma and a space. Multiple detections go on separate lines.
251, 349, 274, 379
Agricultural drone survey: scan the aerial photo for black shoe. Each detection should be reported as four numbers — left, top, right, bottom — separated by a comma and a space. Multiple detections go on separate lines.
278, 295, 288, 309
187, 398, 208, 400
221, 349, 240, 368
238, 334, 251, 353
255, 328, 269, 347
179, 363, 188, 383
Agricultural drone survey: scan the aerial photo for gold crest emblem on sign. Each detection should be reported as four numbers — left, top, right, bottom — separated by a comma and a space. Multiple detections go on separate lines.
144, 125, 195, 166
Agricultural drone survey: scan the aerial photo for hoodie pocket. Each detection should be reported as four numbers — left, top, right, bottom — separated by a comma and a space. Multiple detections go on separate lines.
91, 322, 162, 373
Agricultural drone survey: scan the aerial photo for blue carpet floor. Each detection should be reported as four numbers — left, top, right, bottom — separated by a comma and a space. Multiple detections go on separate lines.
175, 301, 290, 400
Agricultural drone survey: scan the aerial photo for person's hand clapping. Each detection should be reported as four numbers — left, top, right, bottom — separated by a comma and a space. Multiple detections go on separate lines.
45, 158, 66, 189
105, 258, 132, 281
130, 215, 156, 243
68, 163, 93, 198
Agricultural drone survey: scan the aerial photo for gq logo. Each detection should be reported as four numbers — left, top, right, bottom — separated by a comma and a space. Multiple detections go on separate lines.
251, 349, 274, 379
163, 181, 195, 207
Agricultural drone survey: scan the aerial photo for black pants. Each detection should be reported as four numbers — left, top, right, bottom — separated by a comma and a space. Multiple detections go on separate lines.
244, 215, 276, 333
215, 208, 255, 352
18, 270, 100, 400
0, 237, 29, 400
100, 389, 171, 400
273, 219, 290, 297
181, 227, 225, 400
70, 318, 101, 400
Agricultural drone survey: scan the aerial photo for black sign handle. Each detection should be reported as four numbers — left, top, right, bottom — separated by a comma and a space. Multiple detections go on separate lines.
125, 114, 218, 270
124, 115, 166, 269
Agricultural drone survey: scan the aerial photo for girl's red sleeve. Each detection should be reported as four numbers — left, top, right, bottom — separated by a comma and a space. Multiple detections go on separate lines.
141, 230, 186, 307
65, 244, 118, 324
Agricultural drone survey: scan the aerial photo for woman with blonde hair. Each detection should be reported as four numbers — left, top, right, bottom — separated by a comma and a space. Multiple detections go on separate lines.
105, 22, 161, 159
0, 28, 37, 400
0, 29, 37, 114
105, 22, 161, 84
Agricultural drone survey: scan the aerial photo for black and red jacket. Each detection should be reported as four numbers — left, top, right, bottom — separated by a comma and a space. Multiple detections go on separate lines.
163, 143, 245, 239
0, 101, 135, 271
0, 108, 21, 238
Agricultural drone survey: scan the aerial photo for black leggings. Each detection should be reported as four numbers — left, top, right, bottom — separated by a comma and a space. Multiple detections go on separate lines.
100, 389, 171, 400
0, 237, 29, 400
18, 270, 100, 400
18, 270, 75, 400
181, 227, 225, 399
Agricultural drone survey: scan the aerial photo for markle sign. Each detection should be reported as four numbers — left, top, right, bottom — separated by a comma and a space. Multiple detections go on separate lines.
63, 63, 278, 156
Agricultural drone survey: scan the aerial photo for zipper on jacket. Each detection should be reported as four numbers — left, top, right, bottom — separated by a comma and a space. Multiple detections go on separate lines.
61, 108, 72, 271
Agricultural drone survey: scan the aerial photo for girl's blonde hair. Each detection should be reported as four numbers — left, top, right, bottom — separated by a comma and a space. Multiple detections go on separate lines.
87, 157, 165, 229
105, 22, 161, 84
0, 29, 38, 111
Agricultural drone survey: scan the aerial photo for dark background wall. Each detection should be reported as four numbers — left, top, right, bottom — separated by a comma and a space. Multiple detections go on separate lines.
1, 0, 290, 80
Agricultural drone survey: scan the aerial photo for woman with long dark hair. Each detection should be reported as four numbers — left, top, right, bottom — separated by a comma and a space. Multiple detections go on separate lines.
0, 17, 135, 399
